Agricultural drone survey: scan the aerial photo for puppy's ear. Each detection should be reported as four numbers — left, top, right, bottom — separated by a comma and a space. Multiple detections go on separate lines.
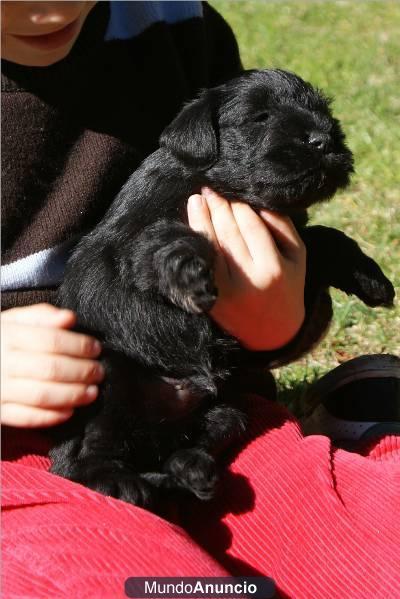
160, 91, 218, 169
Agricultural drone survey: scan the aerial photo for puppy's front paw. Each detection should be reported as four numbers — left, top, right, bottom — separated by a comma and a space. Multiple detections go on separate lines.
164, 448, 218, 500
351, 260, 395, 307
158, 240, 217, 313
175, 255, 218, 313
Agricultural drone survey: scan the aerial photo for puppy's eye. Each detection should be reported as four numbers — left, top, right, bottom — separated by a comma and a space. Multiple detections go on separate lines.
253, 112, 269, 123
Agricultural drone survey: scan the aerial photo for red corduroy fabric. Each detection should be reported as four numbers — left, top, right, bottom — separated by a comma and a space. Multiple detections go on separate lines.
2, 396, 400, 599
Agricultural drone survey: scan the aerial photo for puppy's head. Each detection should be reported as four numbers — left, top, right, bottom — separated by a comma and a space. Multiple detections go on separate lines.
160, 69, 354, 212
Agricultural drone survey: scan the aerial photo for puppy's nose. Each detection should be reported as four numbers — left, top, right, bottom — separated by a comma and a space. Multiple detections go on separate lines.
308, 132, 331, 151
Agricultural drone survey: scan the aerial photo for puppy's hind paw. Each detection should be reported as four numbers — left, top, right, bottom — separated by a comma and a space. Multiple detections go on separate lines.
101, 472, 156, 508
164, 448, 218, 500
53, 460, 158, 509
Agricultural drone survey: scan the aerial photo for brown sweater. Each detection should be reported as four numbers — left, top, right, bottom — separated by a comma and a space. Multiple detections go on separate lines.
1, 1, 241, 309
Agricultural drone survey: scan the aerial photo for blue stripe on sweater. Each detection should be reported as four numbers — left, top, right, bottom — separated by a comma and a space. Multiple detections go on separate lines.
1, 238, 79, 291
105, 1, 203, 41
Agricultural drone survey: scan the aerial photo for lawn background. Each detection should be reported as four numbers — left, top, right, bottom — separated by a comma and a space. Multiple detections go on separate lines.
211, 0, 400, 410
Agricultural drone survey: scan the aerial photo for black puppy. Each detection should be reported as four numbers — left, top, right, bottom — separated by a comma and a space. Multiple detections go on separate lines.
50, 70, 394, 512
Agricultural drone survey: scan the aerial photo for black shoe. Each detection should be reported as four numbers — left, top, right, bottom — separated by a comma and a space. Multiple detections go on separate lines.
301, 354, 400, 443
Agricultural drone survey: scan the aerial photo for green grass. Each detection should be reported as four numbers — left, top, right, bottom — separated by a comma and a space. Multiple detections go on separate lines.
212, 0, 400, 409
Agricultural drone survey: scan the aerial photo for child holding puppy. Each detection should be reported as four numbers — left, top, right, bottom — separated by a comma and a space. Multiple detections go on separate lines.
2, 2, 399, 598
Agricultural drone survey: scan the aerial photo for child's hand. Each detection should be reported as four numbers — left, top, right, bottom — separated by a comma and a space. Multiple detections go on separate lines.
1, 304, 104, 428
187, 188, 306, 351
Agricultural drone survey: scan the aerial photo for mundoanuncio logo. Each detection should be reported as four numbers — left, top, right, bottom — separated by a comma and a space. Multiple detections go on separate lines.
125, 576, 276, 598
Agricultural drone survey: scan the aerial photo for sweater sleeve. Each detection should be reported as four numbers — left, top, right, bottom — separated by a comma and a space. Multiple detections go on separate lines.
202, 2, 243, 85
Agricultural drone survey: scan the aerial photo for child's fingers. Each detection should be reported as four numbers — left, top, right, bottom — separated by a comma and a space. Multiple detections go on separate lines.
187, 194, 218, 247
187, 193, 231, 286
230, 202, 282, 270
201, 188, 253, 269
2, 378, 99, 409
1, 403, 74, 428
2, 303, 76, 328
5, 350, 104, 385
4, 322, 102, 359
259, 210, 306, 262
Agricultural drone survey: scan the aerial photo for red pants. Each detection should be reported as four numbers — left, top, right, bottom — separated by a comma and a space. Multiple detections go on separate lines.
2, 396, 400, 598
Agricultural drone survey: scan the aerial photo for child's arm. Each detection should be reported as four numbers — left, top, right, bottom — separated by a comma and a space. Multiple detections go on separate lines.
187, 188, 306, 351
1, 304, 104, 428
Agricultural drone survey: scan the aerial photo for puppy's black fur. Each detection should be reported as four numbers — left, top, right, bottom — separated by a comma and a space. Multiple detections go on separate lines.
50, 70, 394, 513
